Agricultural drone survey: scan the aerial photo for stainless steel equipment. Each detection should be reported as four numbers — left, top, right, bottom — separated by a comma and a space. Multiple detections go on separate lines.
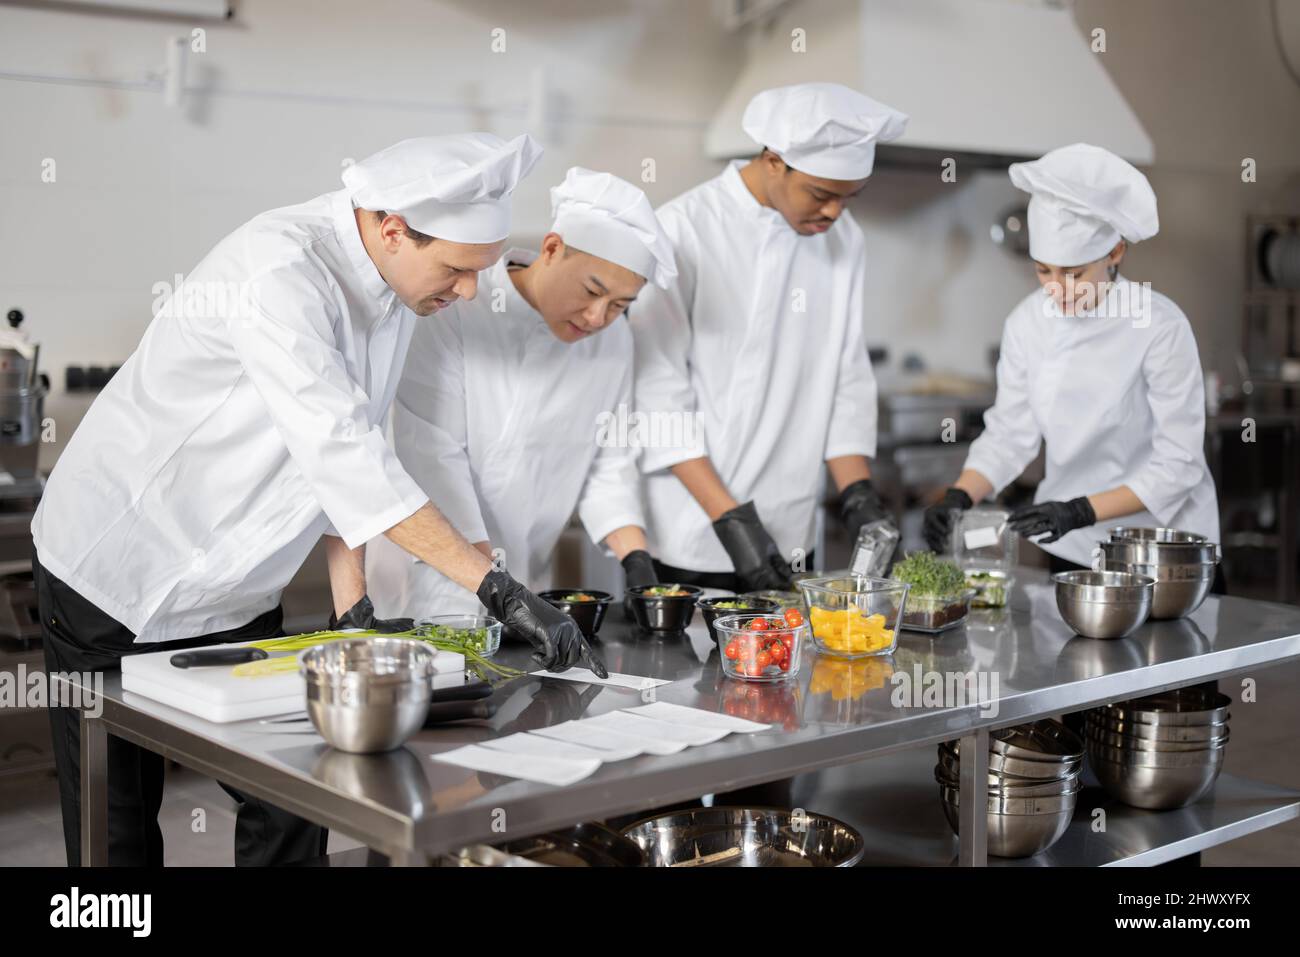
1084, 688, 1231, 809
0, 310, 48, 512
1101, 527, 1221, 619
1051, 570, 1155, 639
299, 638, 435, 753
621, 807, 866, 867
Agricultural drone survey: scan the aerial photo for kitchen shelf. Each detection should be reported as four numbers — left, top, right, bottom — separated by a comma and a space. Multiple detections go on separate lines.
788, 746, 1300, 867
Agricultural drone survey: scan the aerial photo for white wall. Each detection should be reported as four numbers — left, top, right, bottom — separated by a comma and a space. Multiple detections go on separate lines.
853, 0, 1300, 381
0, 0, 744, 466
3, 0, 1299, 463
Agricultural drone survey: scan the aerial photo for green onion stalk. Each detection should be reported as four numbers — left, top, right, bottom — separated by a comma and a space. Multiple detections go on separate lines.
249, 629, 525, 684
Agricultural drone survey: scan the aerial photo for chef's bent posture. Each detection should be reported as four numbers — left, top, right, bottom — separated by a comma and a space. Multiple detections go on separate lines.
923, 144, 1220, 570
632, 83, 907, 592
367, 167, 676, 616
32, 133, 603, 867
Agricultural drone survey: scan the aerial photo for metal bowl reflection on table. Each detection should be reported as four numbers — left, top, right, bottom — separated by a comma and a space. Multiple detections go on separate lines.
1051, 570, 1154, 639
621, 807, 865, 867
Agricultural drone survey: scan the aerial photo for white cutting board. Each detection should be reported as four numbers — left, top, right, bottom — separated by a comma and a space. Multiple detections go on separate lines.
121, 640, 465, 724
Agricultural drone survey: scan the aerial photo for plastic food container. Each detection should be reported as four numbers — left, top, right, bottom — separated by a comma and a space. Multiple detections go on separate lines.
899, 589, 976, 633
848, 519, 900, 578
965, 569, 1013, 609
952, 506, 1017, 573
713, 614, 805, 682
416, 614, 503, 657
626, 584, 701, 633
537, 589, 613, 636
797, 576, 908, 658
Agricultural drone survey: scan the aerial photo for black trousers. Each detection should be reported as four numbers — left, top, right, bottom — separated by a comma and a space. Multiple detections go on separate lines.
34, 554, 328, 867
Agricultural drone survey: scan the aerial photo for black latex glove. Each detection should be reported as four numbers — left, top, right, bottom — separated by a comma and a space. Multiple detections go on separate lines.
838, 478, 893, 542
476, 568, 608, 678
922, 487, 973, 553
1008, 496, 1097, 544
620, 549, 658, 619
329, 595, 414, 634
712, 501, 794, 592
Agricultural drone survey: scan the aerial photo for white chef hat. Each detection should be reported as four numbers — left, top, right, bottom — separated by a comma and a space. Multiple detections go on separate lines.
742, 82, 909, 180
549, 167, 677, 289
342, 132, 543, 244
1009, 143, 1159, 267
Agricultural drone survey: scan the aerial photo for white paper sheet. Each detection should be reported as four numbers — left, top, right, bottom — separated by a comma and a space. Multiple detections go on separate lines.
578, 713, 694, 755
626, 700, 771, 734
596, 709, 730, 746
531, 718, 686, 757
529, 668, 671, 691
432, 744, 600, 787
479, 731, 611, 763
964, 525, 1002, 550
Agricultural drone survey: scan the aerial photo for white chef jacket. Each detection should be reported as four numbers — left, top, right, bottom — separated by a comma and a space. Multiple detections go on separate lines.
366, 251, 644, 619
31, 190, 430, 643
630, 161, 877, 572
964, 276, 1219, 566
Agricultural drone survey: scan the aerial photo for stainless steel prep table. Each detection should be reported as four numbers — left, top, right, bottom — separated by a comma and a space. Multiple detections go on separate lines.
63, 569, 1300, 866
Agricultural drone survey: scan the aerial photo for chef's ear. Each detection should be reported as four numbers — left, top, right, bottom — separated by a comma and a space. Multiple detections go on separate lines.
538, 231, 567, 265
1106, 240, 1126, 280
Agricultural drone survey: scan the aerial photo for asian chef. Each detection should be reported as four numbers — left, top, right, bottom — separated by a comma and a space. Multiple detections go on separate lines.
367, 166, 676, 618
32, 133, 604, 867
923, 143, 1220, 572
631, 82, 907, 592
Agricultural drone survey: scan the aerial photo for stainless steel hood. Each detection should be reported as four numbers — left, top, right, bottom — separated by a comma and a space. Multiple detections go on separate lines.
706, 0, 1154, 169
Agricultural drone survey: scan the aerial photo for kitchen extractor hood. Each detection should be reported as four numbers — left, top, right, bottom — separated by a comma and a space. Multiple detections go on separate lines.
706, 0, 1154, 170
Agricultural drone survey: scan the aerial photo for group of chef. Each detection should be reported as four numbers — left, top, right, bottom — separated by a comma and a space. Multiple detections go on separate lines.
34, 79, 1218, 865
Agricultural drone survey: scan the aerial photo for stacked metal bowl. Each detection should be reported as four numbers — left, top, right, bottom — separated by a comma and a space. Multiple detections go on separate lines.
935, 719, 1084, 858
1085, 687, 1231, 809
1099, 527, 1221, 620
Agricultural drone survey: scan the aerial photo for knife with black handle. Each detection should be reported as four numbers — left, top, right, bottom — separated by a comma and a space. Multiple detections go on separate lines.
170, 647, 268, 669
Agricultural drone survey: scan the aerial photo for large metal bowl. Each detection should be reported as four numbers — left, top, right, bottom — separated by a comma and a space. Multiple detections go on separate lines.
1051, 570, 1154, 639
940, 740, 1081, 780
300, 638, 434, 753
1098, 688, 1232, 726
1101, 539, 1220, 566
1089, 713, 1230, 742
1108, 526, 1210, 545
990, 720, 1084, 762
934, 763, 1081, 798
1099, 550, 1218, 620
939, 786, 1076, 858
621, 807, 865, 867
490, 823, 645, 867
1089, 750, 1224, 809
1086, 740, 1226, 767
1084, 722, 1229, 752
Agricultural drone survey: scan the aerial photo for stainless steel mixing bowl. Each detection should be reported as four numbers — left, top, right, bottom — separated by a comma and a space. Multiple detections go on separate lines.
1088, 748, 1225, 809
1051, 570, 1154, 639
1099, 688, 1232, 726
1089, 713, 1230, 742
621, 807, 865, 867
300, 637, 435, 753
1099, 547, 1218, 619
939, 785, 1077, 858
1084, 722, 1229, 752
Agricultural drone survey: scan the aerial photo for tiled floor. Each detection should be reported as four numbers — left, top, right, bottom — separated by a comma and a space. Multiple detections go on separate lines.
2, 660, 1298, 867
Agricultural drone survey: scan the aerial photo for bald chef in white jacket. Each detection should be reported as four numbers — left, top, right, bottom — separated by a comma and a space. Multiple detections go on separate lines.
32, 133, 605, 868
923, 143, 1220, 572
368, 167, 676, 617
631, 83, 907, 592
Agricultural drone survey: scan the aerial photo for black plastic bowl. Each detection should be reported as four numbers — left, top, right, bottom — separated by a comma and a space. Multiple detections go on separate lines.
698, 596, 781, 650
625, 584, 702, 633
538, 589, 613, 637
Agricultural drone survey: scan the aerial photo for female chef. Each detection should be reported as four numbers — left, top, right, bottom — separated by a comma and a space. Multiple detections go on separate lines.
923, 143, 1220, 574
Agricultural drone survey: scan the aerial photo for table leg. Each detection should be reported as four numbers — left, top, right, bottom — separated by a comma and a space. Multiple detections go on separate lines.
79, 710, 109, 866
958, 728, 988, 867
